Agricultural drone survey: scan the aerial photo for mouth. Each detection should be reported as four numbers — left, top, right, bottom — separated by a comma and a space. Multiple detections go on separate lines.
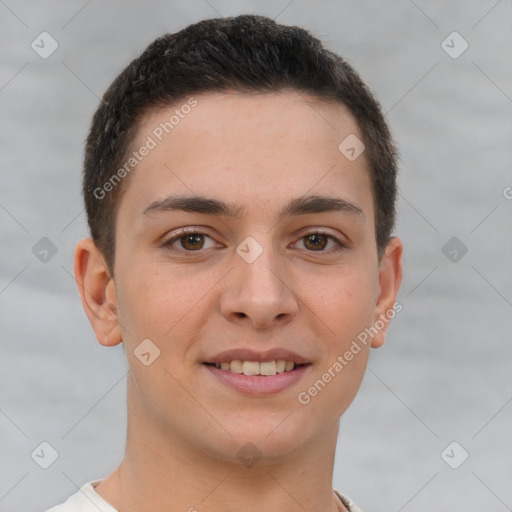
203, 360, 307, 376
202, 348, 312, 394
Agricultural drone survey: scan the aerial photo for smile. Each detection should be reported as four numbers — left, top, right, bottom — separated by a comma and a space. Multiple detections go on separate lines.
203, 361, 311, 394
207, 359, 298, 376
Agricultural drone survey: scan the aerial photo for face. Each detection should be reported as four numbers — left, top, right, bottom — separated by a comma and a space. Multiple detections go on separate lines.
85, 90, 401, 464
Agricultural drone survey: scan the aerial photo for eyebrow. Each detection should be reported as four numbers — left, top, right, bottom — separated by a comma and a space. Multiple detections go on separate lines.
142, 194, 365, 221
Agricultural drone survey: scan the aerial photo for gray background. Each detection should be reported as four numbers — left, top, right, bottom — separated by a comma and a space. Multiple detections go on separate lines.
1, 1, 511, 511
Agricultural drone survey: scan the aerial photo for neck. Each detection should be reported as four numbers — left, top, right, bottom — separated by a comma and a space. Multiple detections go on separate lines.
95, 379, 348, 512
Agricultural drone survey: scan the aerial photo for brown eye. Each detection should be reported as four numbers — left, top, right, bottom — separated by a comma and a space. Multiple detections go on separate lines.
163, 229, 219, 254
303, 233, 328, 251
180, 234, 205, 250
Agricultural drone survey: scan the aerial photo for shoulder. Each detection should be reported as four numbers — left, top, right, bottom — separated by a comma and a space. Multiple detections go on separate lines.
43, 479, 118, 512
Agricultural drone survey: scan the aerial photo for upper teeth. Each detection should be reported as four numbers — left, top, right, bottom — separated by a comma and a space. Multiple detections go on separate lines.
214, 360, 295, 376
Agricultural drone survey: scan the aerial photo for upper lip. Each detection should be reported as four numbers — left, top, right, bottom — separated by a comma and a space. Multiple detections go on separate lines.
205, 348, 311, 365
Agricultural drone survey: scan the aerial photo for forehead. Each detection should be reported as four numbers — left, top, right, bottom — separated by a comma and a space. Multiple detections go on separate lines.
118, 90, 373, 223
136, 89, 362, 154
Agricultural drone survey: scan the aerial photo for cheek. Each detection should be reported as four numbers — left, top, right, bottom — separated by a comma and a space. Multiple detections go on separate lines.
293, 267, 377, 414
303, 263, 378, 338
116, 261, 199, 341
115, 267, 197, 413
114, 260, 222, 393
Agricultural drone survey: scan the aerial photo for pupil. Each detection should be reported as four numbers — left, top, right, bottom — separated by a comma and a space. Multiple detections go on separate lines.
183, 234, 203, 250
306, 234, 327, 250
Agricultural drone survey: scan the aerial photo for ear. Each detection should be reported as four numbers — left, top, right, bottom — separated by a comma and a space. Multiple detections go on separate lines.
73, 238, 123, 347
371, 236, 403, 348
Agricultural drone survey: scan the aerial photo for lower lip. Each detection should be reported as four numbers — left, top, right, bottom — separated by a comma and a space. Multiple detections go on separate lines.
204, 364, 311, 395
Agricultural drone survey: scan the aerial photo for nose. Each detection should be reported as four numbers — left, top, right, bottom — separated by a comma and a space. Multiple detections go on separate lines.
219, 243, 299, 330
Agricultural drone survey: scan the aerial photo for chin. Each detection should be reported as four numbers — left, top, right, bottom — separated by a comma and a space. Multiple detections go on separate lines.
202, 413, 317, 464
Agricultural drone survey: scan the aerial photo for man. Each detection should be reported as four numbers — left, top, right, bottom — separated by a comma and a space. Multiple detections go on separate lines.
47, 13, 402, 512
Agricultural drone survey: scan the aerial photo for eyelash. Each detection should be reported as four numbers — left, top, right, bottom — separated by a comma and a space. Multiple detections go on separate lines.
161, 228, 348, 255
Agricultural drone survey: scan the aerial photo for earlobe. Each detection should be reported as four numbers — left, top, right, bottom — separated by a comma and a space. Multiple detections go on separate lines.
73, 238, 123, 347
371, 236, 403, 348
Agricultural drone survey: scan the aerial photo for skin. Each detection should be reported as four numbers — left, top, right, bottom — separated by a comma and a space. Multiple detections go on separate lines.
74, 90, 403, 512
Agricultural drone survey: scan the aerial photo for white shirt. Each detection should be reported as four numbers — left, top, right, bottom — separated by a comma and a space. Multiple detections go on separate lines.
45, 479, 364, 512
